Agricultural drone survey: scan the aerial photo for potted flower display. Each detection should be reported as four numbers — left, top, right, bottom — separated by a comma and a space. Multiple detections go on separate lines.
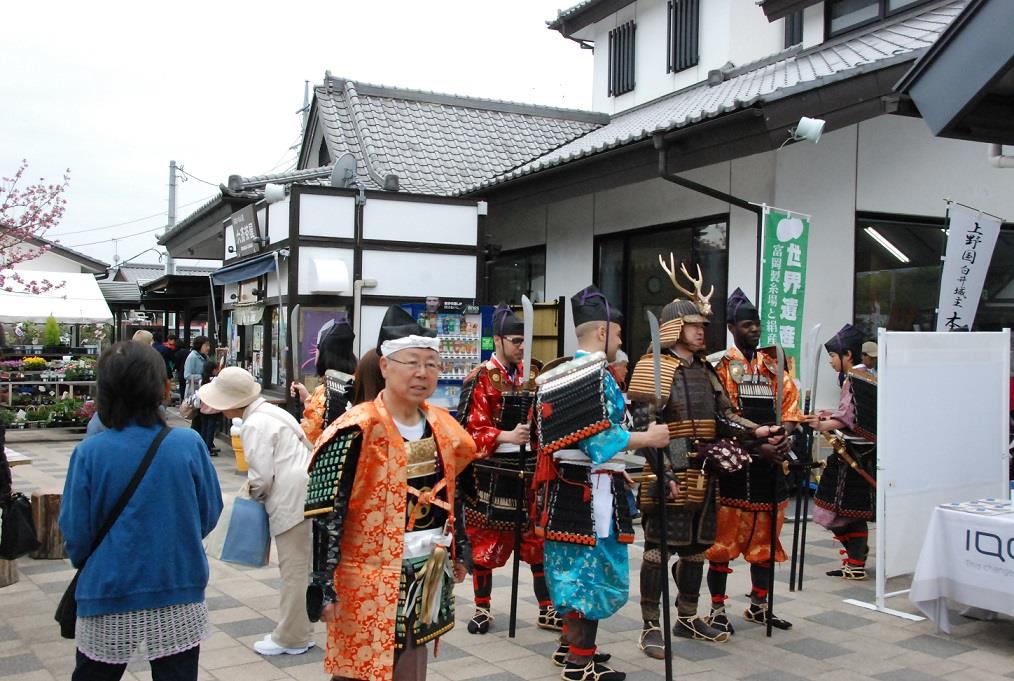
24, 405, 50, 428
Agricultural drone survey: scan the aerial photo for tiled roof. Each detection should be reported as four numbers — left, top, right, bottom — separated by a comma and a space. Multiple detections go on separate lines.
2, 227, 109, 273
229, 165, 333, 191
313, 75, 607, 196
467, 0, 966, 194
97, 281, 141, 304
113, 263, 216, 285
159, 166, 333, 246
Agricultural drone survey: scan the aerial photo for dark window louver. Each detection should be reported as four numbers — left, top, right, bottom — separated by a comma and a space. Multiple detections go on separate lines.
608, 21, 636, 97
784, 10, 803, 48
667, 0, 700, 74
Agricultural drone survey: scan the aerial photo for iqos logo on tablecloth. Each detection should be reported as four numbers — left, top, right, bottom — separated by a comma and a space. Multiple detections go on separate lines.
965, 529, 1014, 567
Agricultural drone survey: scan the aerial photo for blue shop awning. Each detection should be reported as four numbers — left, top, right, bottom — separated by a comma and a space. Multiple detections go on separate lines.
211, 253, 276, 285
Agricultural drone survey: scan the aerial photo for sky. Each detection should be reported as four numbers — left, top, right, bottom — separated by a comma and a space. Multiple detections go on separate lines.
1, 0, 592, 268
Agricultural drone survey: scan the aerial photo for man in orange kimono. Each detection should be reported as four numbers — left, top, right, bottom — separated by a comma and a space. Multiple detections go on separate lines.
306, 305, 476, 681
706, 288, 801, 633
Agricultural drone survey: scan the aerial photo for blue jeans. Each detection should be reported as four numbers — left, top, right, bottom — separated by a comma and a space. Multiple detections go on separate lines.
72, 646, 199, 681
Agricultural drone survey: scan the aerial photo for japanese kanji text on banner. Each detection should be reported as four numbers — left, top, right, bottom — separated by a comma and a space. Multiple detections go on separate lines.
935, 203, 1002, 332
759, 206, 810, 376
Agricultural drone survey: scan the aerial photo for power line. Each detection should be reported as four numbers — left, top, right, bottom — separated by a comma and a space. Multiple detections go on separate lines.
48, 194, 217, 237
177, 168, 220, 188
64, 224, 165, 248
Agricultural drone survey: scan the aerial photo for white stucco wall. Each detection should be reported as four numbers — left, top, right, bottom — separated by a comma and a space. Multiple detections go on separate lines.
589, 0, 787, 113
486, 114, 1014, 408
13, 248, 92, 273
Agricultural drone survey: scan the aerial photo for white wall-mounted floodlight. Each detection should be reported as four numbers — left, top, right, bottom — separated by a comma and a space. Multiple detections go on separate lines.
790, 116, 825, 144
264, 183, 287, 204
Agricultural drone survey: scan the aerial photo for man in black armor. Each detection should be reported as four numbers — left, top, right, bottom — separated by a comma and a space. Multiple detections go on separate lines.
629, 261, 784, 658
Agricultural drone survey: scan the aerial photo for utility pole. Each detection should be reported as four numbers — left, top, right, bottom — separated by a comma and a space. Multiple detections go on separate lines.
301, 80, 310, 137
165, 160, 177, 275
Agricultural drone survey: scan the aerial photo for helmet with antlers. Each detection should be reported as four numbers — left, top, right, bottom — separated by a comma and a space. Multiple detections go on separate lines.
657, 252, 714, 346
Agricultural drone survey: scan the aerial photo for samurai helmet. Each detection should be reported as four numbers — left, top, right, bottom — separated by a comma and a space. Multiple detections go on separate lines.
657, 252, 713, 346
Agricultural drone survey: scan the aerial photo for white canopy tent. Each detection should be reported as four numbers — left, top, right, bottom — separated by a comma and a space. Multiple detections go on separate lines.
0, 271, 113, 324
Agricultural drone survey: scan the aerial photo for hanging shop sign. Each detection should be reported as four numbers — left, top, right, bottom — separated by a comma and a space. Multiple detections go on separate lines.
228, 205, 262, 258
758, 206, 811, 377
935, 203, 1002, 332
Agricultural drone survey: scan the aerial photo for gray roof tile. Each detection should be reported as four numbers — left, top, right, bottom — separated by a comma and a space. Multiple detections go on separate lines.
313, 76, 606, 196
466, 0, 965, 194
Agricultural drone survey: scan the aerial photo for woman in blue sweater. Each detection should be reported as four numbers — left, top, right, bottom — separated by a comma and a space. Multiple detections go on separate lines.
60, 341, 224, 681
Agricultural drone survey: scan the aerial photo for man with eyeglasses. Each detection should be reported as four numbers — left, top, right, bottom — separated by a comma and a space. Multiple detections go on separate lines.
307, 305, 477, 681
456, 303, 561, 636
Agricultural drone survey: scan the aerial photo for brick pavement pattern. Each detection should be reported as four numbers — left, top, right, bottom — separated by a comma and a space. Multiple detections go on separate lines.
2, 417, 1013, 681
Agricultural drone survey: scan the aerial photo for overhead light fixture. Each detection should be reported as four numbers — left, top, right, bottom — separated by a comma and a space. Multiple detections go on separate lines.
864, 226, 910, 263
791, 116, 825, 144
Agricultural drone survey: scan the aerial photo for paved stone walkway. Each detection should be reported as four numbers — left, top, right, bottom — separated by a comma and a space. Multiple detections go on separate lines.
2, 419, 1012, 681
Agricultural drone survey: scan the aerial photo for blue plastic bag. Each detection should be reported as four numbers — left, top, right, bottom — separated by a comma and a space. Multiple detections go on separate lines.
205, 484, 271, 567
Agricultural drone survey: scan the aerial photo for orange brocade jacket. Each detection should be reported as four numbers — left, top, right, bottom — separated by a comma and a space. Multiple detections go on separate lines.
312, 393, 477, 681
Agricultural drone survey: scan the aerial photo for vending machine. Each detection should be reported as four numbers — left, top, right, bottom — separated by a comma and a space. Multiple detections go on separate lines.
400, 302, 496, 412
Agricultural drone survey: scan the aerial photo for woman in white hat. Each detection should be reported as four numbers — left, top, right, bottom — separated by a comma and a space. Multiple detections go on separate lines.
198, 368, 316, 657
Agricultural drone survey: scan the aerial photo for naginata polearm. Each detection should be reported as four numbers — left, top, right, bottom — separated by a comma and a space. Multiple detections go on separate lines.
507, 295, 534, 638
647, 311, 674, 681
763, 344, 790, 637
789, 323, 822, 592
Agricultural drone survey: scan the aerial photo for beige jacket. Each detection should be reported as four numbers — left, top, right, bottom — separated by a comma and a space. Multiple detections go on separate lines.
240, 398, 313, 536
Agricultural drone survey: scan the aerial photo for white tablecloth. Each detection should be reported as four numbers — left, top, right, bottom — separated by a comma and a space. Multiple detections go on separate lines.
909, 501, 1014, 632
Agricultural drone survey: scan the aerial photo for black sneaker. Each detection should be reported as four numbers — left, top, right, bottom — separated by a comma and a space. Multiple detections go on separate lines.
638, 621, 665, 659
561, 660, 625, 681
466, 607, 492, 634
673, 615, 730, 642
551, 645, 612, 667
743, 603, 792, 630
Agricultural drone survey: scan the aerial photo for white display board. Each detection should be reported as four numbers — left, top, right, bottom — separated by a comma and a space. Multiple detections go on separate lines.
875, 330, 1010, 609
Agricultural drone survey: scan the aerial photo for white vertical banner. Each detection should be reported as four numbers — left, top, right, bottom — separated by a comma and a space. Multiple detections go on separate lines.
935, 204, 1002, 331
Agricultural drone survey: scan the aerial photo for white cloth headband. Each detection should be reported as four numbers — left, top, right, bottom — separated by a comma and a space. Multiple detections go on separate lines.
380, 335, 441, 357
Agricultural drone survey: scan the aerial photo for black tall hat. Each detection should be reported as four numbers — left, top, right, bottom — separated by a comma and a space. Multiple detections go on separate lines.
377, 305, 436, 349
571, 285, 624, 326
492, 303, 524, 336
726, 287, 759, 323
824, 324, 864, 360
317, 318, 354, 347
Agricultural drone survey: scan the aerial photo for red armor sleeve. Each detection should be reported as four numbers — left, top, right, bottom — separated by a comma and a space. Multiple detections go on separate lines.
462, 370, 502, 458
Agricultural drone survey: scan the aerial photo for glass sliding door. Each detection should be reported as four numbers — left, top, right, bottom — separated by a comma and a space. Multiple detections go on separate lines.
596, 217, 729, 358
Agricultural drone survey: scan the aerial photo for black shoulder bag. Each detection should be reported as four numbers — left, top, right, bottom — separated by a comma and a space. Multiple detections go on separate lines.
54, 426, 170, 639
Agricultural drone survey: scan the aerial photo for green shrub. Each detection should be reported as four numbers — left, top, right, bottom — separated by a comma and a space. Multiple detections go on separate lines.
42, 315, 62, 347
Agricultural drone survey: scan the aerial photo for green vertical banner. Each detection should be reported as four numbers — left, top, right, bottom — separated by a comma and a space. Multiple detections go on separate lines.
758, 206, 810, 378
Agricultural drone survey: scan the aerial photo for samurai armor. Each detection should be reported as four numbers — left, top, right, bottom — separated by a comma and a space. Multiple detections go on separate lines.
323, 372, 354, 427
536, 463, 634, 546
305, 428, 362, 517
534, 353, 611, 455
849, 370, 878, 441
814, 438, 876, 520
538, 462, 597, 546
499, 391, 534, 433
464, 453, 536, 531
736, 379, 777, 426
